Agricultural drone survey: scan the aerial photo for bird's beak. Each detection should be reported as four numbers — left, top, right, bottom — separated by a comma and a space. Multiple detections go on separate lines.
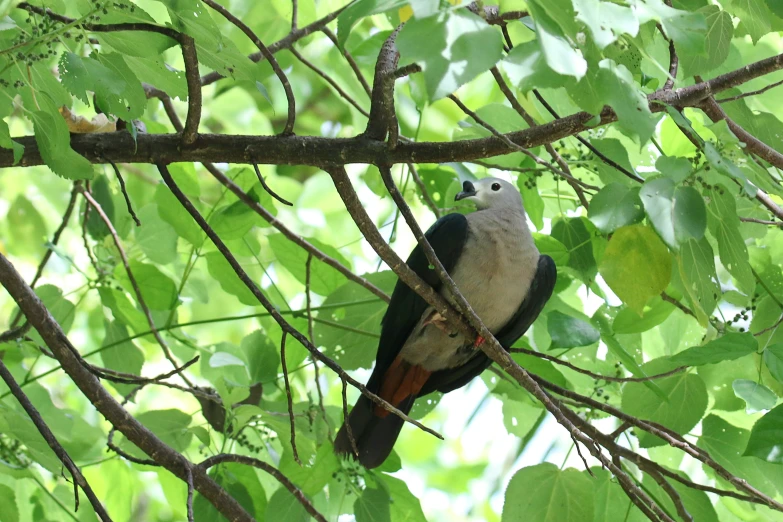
455, 180, 477, 201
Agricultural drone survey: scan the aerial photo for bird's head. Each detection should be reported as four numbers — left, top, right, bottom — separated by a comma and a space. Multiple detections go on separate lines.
455, 177, 523, 211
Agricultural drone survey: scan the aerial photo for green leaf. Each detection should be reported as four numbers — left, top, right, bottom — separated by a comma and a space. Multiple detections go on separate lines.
120, 410, 192, 458
98, 287, 147, 334
706, 189, 755, 294
85, 175, 115, 239
0, 118, 23, 164
526, 0, 587, 78
100, 321, 144, 395
501, 463, 593, 522
655, 155, 692, 184
519, 177, 545, 230
503, 41, 566, 92
597, 59, 656, 143
636, 0, 707, 57
209, 351, 246, 368
337, 0, 408, 48
355, 486, 391, 522
745, 404, 783, 463
547, 310, 599, 349
733, 379, 778, 414
612, 298, 675, 334
59, 52, 146, 120
731, 0, 776, 44
379, 475, 428, 522
699, 415, 783, 497
0, 484, 18, 522
160, 0, 262, 82
241, 330, 280, 385
396, 10, 504, 99
279, 444, 340, 497
27, 286, 76, 350
677, 237, 719, 325
315, 272, 395, 370
124, 56, 188, 100
416, 167, 459, 209
30, 108, 93, 180
590, 138, 640, 186
155, 184, 204, 248
205, 251, 257, 306
679, 6, 732, 77
90, 0, 177, 57
641, 471, 718, 522
764, 344, 783, 384
115, 261, 178, 311
7, 195, 47, 258
767, 0, 783, 18
622, 361, 708, 447
209, 200, 263, 240
532, 233, 569, 266
265, 486, 309, 522
587, 183, 644, 234
573, 0, 638, 49
640, 178, 706, 250
670, 332, 758, 366
592, 468, 646, 522
268, 234, 352, 296
599, 225, 672, 314
135, 204, 178, 265
502, 400, 543, 437
551, 217, 596, 281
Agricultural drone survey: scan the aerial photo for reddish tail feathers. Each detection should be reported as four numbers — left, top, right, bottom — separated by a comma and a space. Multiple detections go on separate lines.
375, 356, 431, 417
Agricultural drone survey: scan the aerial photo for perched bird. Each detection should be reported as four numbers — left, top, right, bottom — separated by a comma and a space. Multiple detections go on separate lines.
334, 177, 556, 468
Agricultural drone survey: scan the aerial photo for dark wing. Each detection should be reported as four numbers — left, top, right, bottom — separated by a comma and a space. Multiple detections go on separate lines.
366, 212, 469, 393
419, 254, 557, 395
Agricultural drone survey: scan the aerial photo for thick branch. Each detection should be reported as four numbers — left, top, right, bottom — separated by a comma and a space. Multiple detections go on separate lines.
9, 51, 783, 169
0, 253, 254, 522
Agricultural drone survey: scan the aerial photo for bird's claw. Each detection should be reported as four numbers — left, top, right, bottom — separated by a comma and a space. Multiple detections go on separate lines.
473, 335, 486, 348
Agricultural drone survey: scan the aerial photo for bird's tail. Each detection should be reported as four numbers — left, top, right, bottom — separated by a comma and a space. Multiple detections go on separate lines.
334, 356, 430, 468
334, 393, 415, 469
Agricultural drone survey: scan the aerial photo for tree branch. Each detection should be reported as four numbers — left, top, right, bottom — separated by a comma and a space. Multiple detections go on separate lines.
0, 253, 254, 521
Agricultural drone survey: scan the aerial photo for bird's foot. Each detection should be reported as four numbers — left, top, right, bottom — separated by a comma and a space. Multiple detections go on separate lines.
423, 311, 459, 337
473, 335, 486, 348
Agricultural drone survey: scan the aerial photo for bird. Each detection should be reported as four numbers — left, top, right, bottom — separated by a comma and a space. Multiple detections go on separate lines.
334, 177, 557, 468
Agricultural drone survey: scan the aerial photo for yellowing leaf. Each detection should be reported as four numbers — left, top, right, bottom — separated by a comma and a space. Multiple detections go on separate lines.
599, 225, 672, 314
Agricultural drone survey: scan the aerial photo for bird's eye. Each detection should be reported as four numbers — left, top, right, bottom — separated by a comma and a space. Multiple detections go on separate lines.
491, 183, 501, 191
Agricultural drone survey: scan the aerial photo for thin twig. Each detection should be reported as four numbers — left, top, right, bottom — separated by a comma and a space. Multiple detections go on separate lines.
717, 79, 783, 103
252, 163, 293, 206
532, 89, 645, 183
185, 466, 194, 522
203, 0, 296, 135
322, 27, 372, 96
740, 216, 783, 226
306, 253, 330, 440
509, 346, 687, 383
199, 454, 327, 522
101, 156, 140, 226
280, 332, 300, 465
341, 379, 359, 457
79, 188, 191, 386
408, 163, 441, 218
288, 46, 370, 117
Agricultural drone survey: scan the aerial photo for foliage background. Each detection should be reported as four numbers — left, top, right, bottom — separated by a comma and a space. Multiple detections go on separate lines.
1, 0, 783, 521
